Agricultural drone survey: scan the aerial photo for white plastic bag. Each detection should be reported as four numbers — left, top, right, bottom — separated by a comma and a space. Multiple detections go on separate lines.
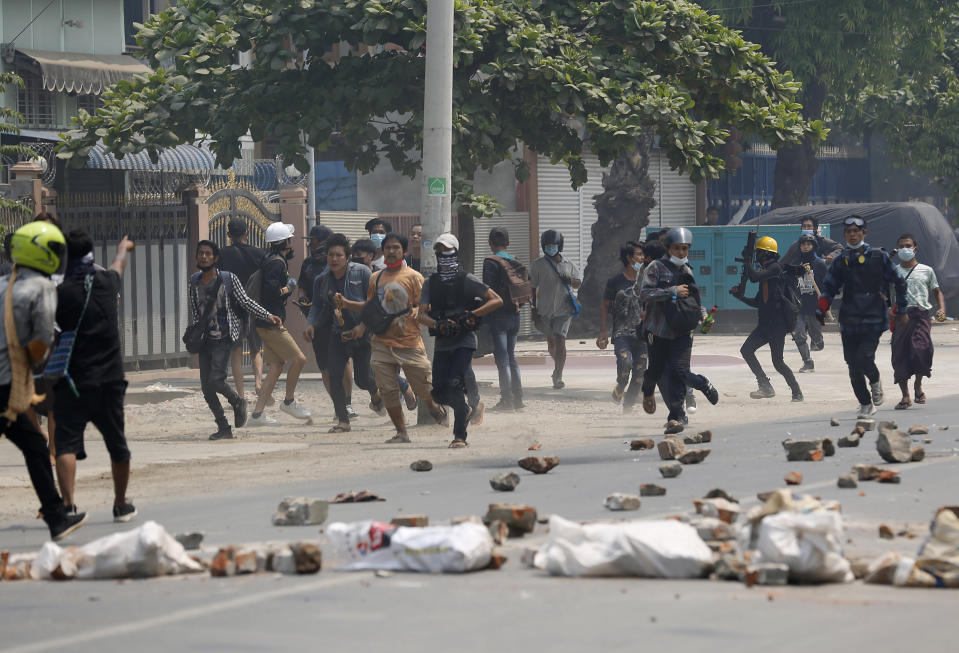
533, 515, 713, 578
325, 520, 493, 573
753, 511, 853, 583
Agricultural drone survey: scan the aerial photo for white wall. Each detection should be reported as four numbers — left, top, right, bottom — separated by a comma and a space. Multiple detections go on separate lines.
1, 0, 126, 54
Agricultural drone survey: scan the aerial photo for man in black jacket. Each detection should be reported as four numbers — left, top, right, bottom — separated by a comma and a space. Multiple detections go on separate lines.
731, 236, 804, 402
781, 217, 843, 265
217, 217, 266, 399
792, 233, 827, 372
248, 222, 311, 426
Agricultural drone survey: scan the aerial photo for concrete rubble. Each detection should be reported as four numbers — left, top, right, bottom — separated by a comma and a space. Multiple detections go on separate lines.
330, 490, 386, 503
678, 449, 711, 465
908, 425, 929, 435
837, 473, 859, 489
878, 470, 901, 484
876, 422, 913, 463
639, 483, 667, 497
683, 430, 712, 445
391, 515, 429, 527
784, 472, 803, 486
693, 497, 740, 524
856, 418, 876, 431
830, 417, 840, 426
175, 532, 204, 550
271, 497, 329, 526
782, 438, 828, 462
410, 460, 433, 472
518, 456, 560, 474
657, 436, 686, 460
485, 503, 537, 537
630, 438, 655, 451
742, 562, 789, 587
604, 493, 642, 511
489, 472, 520, 492
659, 461, 683, 478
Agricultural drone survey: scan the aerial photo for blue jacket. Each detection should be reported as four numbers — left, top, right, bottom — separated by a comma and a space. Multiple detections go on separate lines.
820, 244, 907, 332
307, 262, 371, 332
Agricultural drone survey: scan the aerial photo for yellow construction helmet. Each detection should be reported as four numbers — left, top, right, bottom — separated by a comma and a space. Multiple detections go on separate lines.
756, 236, 778, 254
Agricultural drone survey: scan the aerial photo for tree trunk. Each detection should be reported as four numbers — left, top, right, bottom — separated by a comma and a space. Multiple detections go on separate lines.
772, 79, 826, 209
571, 135, 657, 337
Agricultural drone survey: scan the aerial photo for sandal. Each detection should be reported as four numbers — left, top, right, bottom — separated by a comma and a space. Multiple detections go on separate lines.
894, 398, 911, 410
664, 419, 685, 435
385, 433, 411, 444
404, 389, 418, 411
915, 393, 926, 404
642, 395, 656, 415
328, 424, 351, 433
431, 407, 450, 426
448, 438, 468, 448
469, 401, 485, 426
368, 399, 385, 415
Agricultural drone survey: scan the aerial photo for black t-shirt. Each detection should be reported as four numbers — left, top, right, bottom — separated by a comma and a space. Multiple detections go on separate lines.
603, 273, 634, 301
218, 243, 266, 285
604, 272, 642, 338
57, 270, 124, 387
298, 256, 328, 302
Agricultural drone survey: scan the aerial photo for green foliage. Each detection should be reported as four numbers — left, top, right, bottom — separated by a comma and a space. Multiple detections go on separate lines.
58, 0, 818, 203
0, 72, 36, 214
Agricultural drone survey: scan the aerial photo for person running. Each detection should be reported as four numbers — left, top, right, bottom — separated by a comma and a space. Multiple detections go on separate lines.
890, 233, 947, 409
417, 234, 502, 447
365, 218, 391, 271
307, 234, 382, 432
217, 217, 266, 400
248, 222, 311, 426
817, 215, 908, 418
336, 232, 445, 443
781, 217, 842, 265
792, 233, 827, 372
639, 227, 719, 434
188, 240, 281, 440
53, 230, 137, 523
482, 227, 527, 411
597, 241, 646, 413
730, 236, 804, 402
0, 222, 87, 540
529, 230, 581, 389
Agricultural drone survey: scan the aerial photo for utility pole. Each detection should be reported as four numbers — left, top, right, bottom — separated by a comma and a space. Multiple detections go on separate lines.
419, 0, 454, 276
306, 143, 316, 228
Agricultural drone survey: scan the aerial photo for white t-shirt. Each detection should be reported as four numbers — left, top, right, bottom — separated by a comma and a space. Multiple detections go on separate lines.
896, 263, 938, 311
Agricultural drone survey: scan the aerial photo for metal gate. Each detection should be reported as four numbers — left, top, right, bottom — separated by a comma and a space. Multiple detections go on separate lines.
206, 170, 280, 248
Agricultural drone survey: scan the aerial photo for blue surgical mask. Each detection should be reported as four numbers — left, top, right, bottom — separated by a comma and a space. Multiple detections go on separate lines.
369, 233, 386, 248
897, 248, 915, 262
544, 244, 559, 257
845, 240, 867, 250
801, 229, 814, 237
632, 262, 643, 271
670, 255, 688, 266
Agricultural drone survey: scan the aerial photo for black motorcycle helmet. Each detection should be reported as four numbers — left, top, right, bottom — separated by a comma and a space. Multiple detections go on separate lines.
541, 229, 564, 254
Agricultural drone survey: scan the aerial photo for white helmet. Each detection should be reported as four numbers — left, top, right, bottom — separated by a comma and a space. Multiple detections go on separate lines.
265, 222, 295, 244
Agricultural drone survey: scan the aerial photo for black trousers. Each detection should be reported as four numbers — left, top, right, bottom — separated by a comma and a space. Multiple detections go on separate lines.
0, 385, 65, 528
199, 339, 240, 429
841, 330, 882, 405
740, 319, 799, 391
432, 347, 474, 440
641, 334, 709, 421
328, 334, 377, 424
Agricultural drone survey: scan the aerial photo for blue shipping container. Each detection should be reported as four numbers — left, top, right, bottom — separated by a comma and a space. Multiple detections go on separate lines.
644, 224, 832, 311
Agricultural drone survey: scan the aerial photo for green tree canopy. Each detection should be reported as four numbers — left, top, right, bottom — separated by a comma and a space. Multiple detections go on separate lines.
58, 0, 820, 201
0, 71, 36, 215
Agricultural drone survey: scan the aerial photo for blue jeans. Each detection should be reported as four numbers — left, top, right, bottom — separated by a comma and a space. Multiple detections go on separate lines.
488, 313, 522, 403
612, 335, 646, 407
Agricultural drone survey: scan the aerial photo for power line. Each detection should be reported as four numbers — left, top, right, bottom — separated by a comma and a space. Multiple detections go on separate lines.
10, 0, 59, 45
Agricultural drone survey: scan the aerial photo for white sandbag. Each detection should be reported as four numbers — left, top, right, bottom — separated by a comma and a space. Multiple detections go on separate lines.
325, 521, 493, 573
753, 511, 853, 583
30, 542, 73, 580
533, 515, 713, 578
76, 521, 202, 579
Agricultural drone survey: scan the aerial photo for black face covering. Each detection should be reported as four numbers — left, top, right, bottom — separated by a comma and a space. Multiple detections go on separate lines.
284, 249, 295, 261
799, 249, 815, 263
312, 246, 327, 260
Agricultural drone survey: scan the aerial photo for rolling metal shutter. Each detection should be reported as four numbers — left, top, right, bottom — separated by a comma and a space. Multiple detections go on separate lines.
650, 150, 698, 229
470, 212, 534, 336
317, 211, 379, 243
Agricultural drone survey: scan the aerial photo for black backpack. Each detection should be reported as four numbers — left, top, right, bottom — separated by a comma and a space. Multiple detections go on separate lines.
662, 263, 702, 334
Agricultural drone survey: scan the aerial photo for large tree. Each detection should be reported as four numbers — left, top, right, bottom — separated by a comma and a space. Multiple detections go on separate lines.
59, 0, 819, 328
697, 0, 947, 208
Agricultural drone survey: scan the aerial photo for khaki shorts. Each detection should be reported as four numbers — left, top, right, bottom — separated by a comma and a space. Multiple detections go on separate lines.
257, 325, 304, 366
371, 339, 432, 408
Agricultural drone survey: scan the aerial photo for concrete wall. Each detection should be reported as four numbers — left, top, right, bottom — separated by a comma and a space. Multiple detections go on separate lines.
1, 0, 126, 54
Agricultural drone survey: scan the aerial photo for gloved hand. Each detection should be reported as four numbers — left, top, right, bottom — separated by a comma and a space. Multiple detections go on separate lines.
459, 310, 479, 332
815, 296, 831, 326
437, 318, 460, 338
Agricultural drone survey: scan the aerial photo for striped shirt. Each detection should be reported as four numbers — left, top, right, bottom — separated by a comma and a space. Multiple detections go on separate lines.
188, 271, 272, 343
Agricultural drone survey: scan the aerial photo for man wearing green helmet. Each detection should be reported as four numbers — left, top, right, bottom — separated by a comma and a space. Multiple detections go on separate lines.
0, 221, 87, 541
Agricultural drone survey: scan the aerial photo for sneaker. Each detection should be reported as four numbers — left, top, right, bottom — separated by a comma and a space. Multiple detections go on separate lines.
797, 361, 815, 373
612, 385, 625, 403
664, 419, 685, 435
490, 400, 513, 412
750, 383, 776, 399
791, 389, 804, 402
233, 398, 248, 428
811, 341, 824, 352
209, 427, 234, 440
702, 380, 720, 405
346, 404, 358, 419
552, 377, 565, 390
870, 381, 884, 407
857, 403, 877, 418
280, 399, 311, 420
113, 502, 138, 523
50, 511, 88, 542
513, 399, 525, 411
469, 401, 485, 425
685, 393, 697, 413
247, 412, 279, 427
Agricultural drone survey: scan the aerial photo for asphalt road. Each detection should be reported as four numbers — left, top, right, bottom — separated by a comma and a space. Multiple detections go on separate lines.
2, 397, 958, 653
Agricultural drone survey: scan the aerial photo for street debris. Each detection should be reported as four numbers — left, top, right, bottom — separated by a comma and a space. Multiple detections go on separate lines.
605, 493, 642, 511
864, 508, 959, 588
856, 418, 876, 431
485, 503, 538, 537
630, 438, 655, 451
678, 449, 711, 465
533, 515, 713, 578
838, 428, 862, 447
325, 520, 493, 573
272, 498, 329, 526
782, 438, 829, 462
410, 460, 433, 472
877, 422, 913, 463
830, 417, 840, 427
853, 464, 888, 481
489, 472, 520, 492
742, 562, 789, 587
705, 489, 739, 503
657, 436, 685, 460
879, 524, 895, 539
784, 472, 803, 486
391, 515, 429, 527
659, 461, 683, 478
518, 456, 560, 474
330, 490, 386, 503
640, 484, 667, 497
878, 470, 901, 484
908, 425, 929, 435
528, 442, 542, 451
837, 473, 858, 489
174, 532, 204, 550
911, 447, 926, 462
693, 497, 740, 524
488, 520, 509, 545
683, 430, 712, 445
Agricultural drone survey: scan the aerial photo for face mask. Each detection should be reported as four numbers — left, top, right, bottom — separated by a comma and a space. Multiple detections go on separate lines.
632, 262, 643, 271
669, 256, 688, 266
284, 249, 295, 261
544, 244, 559, 257
437, 250, 459, 281
312, 246, 327, 259
801, 229, 814, 237
897, 248, 915, 262
369, 233, 386, 248
845, 240, 867, 250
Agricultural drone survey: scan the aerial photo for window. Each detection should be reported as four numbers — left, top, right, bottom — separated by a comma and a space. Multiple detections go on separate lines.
125, 1, 173, 49
77, 94, 102, 114
17, 74, 55, 128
